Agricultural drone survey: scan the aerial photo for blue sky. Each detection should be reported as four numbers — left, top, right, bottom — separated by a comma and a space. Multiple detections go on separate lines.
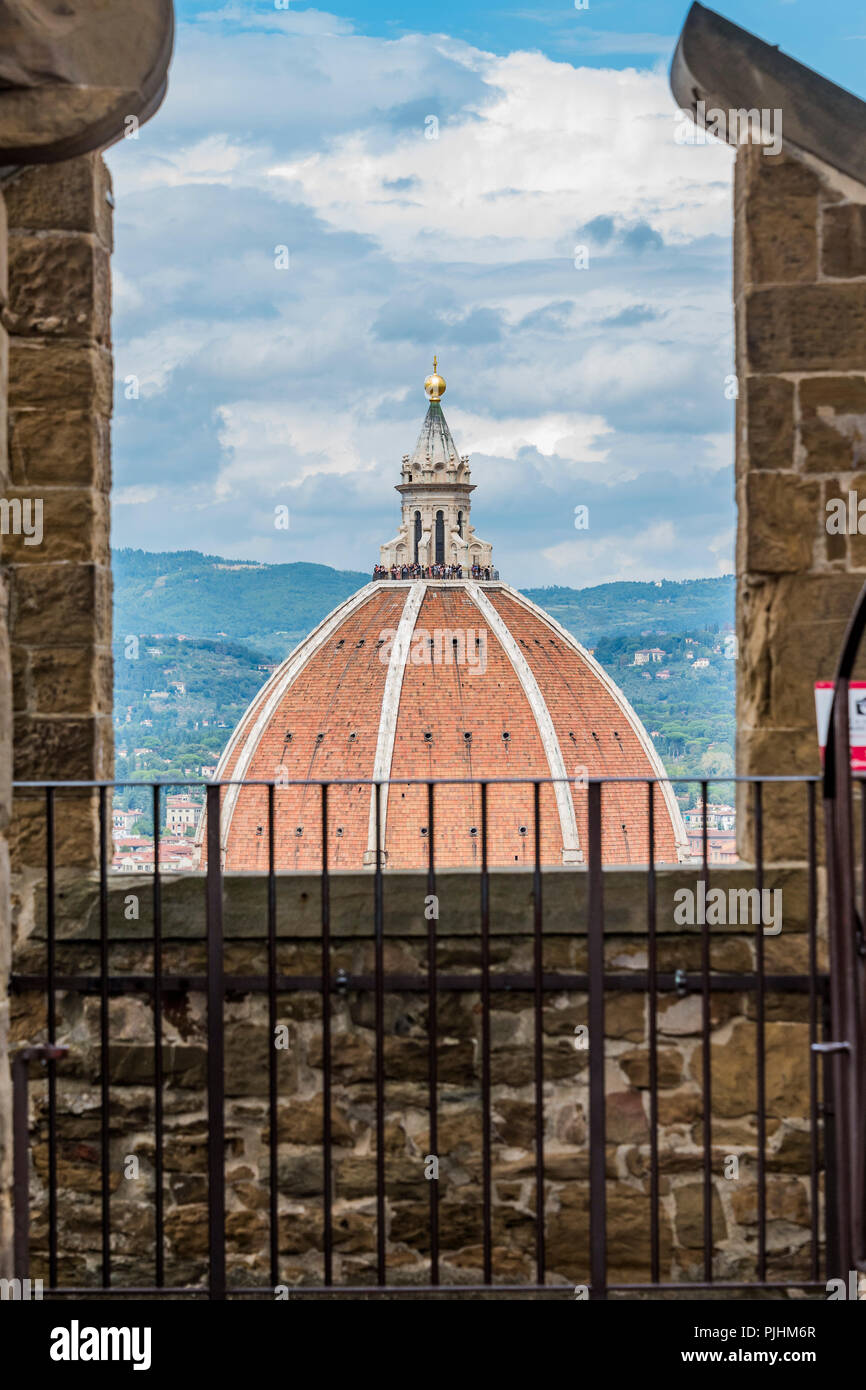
107, 2, 866, 586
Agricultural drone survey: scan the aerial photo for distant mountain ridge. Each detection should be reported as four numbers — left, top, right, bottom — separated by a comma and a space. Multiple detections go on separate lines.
113, 550, 371, 657
113, 549, 734, 657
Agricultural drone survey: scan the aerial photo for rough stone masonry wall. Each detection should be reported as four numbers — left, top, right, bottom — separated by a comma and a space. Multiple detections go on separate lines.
735, 144, 866, 860
0, 156, 114, 1281
10, 868, 826, 1292
2, 156, 114, 873
0, 180, 13, 1278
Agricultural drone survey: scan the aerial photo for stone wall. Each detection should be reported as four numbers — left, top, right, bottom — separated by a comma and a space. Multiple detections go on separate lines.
9, 867, 827, 1291
2, 156, 114, 873
0, 181, 12, 1278
735, 145, 866, 860
0, 155, 114, 1283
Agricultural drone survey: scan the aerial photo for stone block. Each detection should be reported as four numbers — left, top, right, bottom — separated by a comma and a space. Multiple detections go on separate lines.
768, 571, 866, 624
740, 150, 818, 286
618, 1046, 684, 1089
107, 1044, 207, 1088
268, 1097, 353, 1146
730, 1176, 809, 1226
1, 488, 109, 565
693, 1018, 810, 1120
7, 791, 101, 870
165, 1204, 209, 1258
767, 620, 847, 726
746, 283, 866, 373
277, 1153, 324, 1197
745, 375, 794, 470
2, 156, 113, 248
7, 234, 110, 343
673, 1181, 727, 1248
822, 203, 866, 279
29, 646, 113, 716
9, 410, 109, 489
10, 563, 111, 647
739, 473, 820, 573
8, 341, 112, 414
766, 1127, 815, 1174
606, 1186, 673, 1279
799, 374, 866, 473
606, 1088, 649, 1143
13, 716, 100, 781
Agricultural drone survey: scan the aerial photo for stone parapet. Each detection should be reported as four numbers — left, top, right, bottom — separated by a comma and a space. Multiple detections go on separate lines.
9, 866, 827, 1291
0, 182, 11, 1278
3, 156, 114, 871
735, 145, 866, 860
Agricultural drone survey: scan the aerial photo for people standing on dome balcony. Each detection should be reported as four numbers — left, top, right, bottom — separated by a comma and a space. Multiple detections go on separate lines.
373, 562, 473, 581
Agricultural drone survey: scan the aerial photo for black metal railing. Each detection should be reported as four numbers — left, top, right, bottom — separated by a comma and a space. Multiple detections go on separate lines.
9, 774, 833, 1299
821, 577, 866, 1283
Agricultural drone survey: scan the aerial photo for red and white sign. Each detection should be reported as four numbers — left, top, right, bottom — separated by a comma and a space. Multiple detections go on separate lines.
815, 680, 866, 769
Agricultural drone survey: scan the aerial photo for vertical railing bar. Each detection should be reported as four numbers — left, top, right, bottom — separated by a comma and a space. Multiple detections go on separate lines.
807, 779, 820, 1282
152, 783, 164, 1288
267, 781, 279, 1289
647, 780, 659, 1284
532, 779, 545, 1286
46, 786, 58, 1289
480, 780, 492, 1285
426, 780, 439, 1286
588, 779, 606, 1299
700, 778, 712, 1284
861, 779, 866, 944
321, 782, 333, 1286
98, 785, 111, 1289
374, 780, 386, 1285
206, 783, 226, 1300
13, 1053, 31, 1280
821, 991, 839, 1281
754, 781, 767, 1282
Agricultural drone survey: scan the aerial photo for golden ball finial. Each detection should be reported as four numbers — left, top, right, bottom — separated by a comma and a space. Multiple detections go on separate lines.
424, 354, 446, 402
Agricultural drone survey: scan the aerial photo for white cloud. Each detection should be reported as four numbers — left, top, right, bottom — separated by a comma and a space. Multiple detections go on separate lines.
447, 408, 612, 461
116, 326, 207, 396
541, 520, 687, 586
114, 485, 160, 505
107, 11, 735, 586
269, 51, 733, 263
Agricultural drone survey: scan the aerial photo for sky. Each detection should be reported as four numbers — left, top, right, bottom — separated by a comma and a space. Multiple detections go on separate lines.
107, 1, 866, 587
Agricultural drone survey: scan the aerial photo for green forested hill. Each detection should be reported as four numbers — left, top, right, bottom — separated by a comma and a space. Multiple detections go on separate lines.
114, 549, 734, 655
113, 550, 370, 656
522, 576, 734, 646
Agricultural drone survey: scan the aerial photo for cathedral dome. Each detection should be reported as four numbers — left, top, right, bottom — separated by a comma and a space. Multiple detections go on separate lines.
204, 370, 688, 870
207, 582, 687, 871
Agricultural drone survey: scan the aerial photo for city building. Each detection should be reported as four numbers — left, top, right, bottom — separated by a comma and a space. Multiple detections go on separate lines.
111, 807, 139, 836
165, 795, 203, 834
